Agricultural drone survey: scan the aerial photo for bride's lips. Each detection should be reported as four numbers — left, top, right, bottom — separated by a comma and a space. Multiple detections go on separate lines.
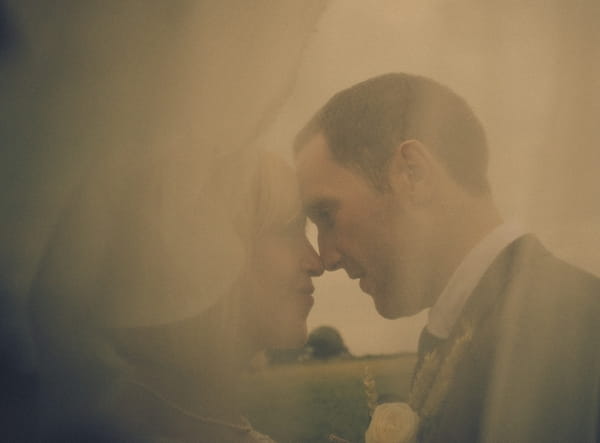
296, 286, 315, 315
299, 285, 315, 296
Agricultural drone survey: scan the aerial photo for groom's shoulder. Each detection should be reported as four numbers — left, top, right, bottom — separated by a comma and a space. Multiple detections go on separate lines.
507, 234, 600, 296
498, 234, 600, 345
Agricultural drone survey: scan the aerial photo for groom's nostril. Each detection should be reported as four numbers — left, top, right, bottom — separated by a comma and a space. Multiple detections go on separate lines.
324, 259, 342, 272
304, 257, 324, 277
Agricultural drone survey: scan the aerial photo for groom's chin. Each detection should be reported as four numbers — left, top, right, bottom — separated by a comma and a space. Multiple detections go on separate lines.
374, 303, 403, 320
372, 290, 415, 320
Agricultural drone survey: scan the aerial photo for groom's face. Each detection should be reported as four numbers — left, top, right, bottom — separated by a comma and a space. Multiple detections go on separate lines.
295, 133, 432, 319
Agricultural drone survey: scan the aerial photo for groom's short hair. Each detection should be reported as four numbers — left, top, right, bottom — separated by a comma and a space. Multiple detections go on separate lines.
294, 73, 490, 194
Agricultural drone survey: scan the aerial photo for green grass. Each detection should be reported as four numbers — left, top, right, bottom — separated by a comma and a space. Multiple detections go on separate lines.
241, 354, 417, 443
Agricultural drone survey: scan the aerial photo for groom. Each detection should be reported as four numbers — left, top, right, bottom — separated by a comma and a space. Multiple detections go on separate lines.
294, 73, 599, 442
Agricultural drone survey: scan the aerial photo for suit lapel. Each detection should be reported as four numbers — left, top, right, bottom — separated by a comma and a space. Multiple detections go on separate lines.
417, 235, 538, 442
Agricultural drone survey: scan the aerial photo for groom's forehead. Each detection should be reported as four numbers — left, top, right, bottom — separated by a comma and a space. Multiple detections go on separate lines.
295, 134, 357, 187
296, 137, 377, 207
294, 133, 334, 172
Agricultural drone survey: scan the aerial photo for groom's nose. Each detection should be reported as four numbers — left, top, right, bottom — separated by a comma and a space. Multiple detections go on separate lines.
318, 232, 342, 271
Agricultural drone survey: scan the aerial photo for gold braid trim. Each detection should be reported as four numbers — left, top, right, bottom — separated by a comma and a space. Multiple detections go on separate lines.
408, 349, 442, 412
363, 365, 379, 417
408, 320, 475, 420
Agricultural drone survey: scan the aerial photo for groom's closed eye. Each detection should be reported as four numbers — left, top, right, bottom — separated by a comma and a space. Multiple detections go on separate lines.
306, 201, 337, 229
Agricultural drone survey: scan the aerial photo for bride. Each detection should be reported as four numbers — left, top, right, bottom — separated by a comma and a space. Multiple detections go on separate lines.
30, 147, 323, 442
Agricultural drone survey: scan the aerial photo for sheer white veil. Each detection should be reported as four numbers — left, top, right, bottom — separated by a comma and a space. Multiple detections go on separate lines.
0, 1, 327, 329
0, 3, 328, 438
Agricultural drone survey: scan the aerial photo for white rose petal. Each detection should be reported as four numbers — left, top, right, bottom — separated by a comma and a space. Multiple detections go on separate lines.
365, 402, 420, 443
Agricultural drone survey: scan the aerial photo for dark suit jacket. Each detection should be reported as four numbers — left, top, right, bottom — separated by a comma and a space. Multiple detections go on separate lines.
421, 235, 600, 442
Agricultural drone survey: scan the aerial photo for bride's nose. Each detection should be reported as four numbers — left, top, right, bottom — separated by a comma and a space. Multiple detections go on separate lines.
301, 240, 324, 277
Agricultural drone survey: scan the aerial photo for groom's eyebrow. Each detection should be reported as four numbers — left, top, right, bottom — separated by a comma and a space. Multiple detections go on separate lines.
304, 198, 337, 218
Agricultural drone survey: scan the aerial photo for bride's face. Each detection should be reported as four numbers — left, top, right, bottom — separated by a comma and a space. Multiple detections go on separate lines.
239, 156, 323, 350
244, 218, 323, 349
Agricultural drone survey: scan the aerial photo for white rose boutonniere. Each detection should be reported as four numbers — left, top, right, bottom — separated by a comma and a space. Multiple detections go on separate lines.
365, 402, 419, 443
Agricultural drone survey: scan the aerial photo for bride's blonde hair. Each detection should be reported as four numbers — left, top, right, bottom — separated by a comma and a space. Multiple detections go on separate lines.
236, 150, 303, 247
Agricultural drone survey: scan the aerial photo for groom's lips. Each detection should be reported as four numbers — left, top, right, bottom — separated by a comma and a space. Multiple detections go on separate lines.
359, 276, 375, 295
345, 270, 371, 294
346, 269, 363, 279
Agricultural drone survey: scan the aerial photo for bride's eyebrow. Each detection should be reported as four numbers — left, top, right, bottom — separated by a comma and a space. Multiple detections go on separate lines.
279, 213, 307, 234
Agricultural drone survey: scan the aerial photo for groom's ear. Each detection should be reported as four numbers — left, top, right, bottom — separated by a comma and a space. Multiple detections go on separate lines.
387, 139, 436, 205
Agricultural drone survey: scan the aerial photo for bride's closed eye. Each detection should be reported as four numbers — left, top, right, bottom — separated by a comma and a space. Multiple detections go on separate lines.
270, 215, 307, 239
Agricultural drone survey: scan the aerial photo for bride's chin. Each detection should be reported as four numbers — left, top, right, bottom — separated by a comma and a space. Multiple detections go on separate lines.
273, 322, 308, 350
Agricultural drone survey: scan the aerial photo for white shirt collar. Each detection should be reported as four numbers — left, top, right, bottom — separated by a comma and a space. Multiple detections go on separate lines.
426, 222, 527, 339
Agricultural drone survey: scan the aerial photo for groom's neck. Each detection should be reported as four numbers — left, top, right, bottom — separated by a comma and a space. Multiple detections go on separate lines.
425, 193, 503, 308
